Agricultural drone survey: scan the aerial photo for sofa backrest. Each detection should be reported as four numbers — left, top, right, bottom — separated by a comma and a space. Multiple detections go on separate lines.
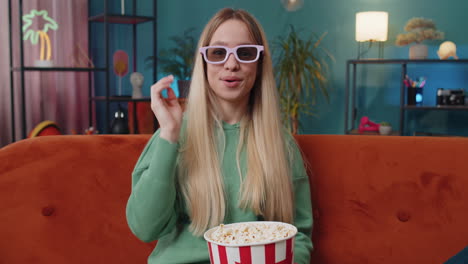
295, 134, 468, 264
1, 134, 468, 264
0, 135, 154, 263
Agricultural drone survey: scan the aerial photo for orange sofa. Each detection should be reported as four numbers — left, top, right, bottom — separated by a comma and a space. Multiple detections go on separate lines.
1, 134, 468, 264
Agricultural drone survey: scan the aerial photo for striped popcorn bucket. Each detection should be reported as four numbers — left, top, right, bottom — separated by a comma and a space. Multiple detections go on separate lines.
204, 221, 297, 264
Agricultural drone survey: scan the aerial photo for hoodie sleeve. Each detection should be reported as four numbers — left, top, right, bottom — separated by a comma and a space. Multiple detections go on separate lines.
126, 129, 180, 242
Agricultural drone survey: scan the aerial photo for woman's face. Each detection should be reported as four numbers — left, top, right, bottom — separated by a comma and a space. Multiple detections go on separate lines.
206, 19, 259, 108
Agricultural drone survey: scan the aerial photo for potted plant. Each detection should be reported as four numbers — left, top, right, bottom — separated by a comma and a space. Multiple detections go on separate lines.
274, 25, 333, 134
395, 17, 444, 59
379, 121, 393, 135
146, 27, 197, 98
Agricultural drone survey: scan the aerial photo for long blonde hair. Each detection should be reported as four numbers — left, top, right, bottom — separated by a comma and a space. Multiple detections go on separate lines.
179, 8, 294, 236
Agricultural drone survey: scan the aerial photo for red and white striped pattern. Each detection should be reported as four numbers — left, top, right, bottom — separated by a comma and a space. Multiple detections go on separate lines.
207, 237, 294, 264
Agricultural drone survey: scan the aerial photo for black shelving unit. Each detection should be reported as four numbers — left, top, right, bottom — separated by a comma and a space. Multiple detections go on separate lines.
344, 59, 468, 136
7, 0, 15, 142
12, 67, 107, 72
88, 0, 157, 134
8, 0, 105, 142
7, 0, 157, 143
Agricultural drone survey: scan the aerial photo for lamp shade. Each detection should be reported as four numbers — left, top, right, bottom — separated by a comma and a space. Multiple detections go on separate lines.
356, 11, 388, 42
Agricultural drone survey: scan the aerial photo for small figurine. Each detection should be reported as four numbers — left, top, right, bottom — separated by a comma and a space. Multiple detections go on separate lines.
84, 127, 98, 135
358, 116, 380, 133
130, 72, 144, 99
111, 105, 129, 134
437, 41, 458, 60
71, 126, 98, 135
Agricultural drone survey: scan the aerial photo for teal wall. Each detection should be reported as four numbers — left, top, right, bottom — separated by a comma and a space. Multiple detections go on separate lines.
91, 0, 468, 136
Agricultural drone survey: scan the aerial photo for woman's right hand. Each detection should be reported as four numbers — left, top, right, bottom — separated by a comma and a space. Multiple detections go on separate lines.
150, 75, 183, 143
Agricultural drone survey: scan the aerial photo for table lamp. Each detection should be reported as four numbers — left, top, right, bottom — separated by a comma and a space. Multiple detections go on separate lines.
355, 11, 388, 59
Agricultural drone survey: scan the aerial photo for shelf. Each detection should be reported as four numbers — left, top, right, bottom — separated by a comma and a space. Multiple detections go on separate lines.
345, 58, 468, 136
346, 129, 400, 136
403, 105, 468, 111
92, 97, 187, 103
92, 96, 151, 102
88, 14, 155, 24
87, 0, 158, 134
413, 131, 465, 137
13, 67, 106, 72
348, 59, 468, 64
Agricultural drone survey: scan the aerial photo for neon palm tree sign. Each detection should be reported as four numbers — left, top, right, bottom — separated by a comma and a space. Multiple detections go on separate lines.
22, 10, 58, 62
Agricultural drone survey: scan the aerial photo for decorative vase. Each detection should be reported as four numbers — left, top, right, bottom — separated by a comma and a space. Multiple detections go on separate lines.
409, 44, 428, 59
379, 125, 392, 135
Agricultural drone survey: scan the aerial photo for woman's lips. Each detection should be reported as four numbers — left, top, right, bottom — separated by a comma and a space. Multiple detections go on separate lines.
222, 78, 242, 88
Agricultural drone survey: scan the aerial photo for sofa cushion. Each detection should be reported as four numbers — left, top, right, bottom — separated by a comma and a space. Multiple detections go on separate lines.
296, 135, 468, 264
0, 135, 154, 263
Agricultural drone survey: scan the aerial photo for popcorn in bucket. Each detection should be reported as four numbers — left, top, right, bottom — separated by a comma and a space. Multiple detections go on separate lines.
204, 221, 297, 264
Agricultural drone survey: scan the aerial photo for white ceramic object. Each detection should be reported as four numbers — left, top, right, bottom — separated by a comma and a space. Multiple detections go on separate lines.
379, 125, 392, 135
409, 44, 428, 59
130, 72, 144, 99
437, 41, 458, 60
34, 60, 53, 67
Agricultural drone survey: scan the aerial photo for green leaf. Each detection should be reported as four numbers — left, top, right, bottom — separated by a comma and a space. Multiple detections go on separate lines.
274, 25, 333, 133
145, 27, 197, 80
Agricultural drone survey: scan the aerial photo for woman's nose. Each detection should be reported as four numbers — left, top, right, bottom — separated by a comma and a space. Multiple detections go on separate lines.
224, 53, 239, 70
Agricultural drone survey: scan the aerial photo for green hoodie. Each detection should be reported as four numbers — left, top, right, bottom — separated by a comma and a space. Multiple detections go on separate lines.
126, 121, 313, 264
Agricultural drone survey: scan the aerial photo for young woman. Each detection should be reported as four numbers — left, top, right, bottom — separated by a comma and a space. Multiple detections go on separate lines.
126, 8, 313, 264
